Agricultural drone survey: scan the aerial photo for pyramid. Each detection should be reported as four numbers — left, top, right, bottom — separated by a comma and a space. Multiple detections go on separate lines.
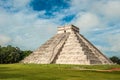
22, 25, 113, 65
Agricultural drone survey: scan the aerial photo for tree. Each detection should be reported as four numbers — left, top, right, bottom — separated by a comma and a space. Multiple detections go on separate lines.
0, 45, 32, 64
20, 50, 32, 60
110, 56, 120, 64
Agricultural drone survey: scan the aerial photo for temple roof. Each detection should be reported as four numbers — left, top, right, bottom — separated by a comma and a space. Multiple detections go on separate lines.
57, 24, 79, 34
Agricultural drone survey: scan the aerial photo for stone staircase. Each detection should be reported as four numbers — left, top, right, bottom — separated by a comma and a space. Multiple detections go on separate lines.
49, 33, 70, 63
55, 32, 89, 64
22, 33, 70, 64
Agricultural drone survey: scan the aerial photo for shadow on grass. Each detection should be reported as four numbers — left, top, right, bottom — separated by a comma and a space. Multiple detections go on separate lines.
0, 66, 21, 72
0, 66, 11, 71
0, 72, 25, 79
0, 67, 24, 79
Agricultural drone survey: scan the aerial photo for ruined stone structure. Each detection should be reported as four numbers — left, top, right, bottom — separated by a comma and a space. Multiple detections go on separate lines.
22, 25, 113, 65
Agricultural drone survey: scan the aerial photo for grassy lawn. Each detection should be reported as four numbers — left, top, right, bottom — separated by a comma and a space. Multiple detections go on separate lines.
0, 64, 120, 80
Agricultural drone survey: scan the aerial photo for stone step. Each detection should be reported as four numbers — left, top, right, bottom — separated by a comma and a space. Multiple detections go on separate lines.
67, 39, 78, 42
60, 51, 84, 54
62, 46, 82, 49
57, 55, 86, 60
64, 42, 80, 46
67, 36, 78, 39
63, 44, 81, 48
57, 55, 86, 59
22, 33, 70, 64
68, 34, 76, 36
56, 59, 88, 64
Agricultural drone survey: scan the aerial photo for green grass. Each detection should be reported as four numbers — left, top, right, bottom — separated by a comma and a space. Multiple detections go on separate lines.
0, 64, 120, 80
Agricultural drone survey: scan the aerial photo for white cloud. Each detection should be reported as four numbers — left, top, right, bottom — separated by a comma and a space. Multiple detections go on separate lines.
0, 34, 11, 45
107, 33, 120, 52
71, 0, 120, 22
73, 12, 100, 32
0, 0, 31, 10
70, 0, 91, 11
91, 0, 120, 19
0, 7, 59, 50
0, 2, 59, 50
89, 29, 120, 57
104, 1, 120, 18
0, 1, 62, 49
12, 0, 31, 9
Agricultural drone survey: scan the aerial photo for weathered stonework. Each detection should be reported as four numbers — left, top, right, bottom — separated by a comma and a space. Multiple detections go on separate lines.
22, 24, 113, 65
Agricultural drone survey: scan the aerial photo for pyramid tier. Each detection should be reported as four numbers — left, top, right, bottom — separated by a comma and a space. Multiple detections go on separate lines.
22, 33, 70, 64
22, 25, 113, 65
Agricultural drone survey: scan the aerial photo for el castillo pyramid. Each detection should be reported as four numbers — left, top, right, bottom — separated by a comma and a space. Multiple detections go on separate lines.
22, 25, 113, 65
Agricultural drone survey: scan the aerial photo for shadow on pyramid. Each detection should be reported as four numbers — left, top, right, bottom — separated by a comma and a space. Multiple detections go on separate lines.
22, 25, 113, 65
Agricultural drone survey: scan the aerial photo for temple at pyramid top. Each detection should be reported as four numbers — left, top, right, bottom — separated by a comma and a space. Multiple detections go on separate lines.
22, 24, 113, 65
57, 25, 79, 34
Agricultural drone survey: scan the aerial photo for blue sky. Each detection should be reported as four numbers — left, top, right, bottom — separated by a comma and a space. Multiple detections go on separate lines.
0, 0, 120, 57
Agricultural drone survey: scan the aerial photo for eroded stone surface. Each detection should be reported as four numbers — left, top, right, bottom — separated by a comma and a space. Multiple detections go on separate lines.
22, 25, 113, 65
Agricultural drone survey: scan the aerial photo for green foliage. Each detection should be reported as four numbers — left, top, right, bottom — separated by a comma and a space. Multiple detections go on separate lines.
0, 64, 120, 80
0, 45, 32, 64
110, 56, 120, 64
20, 50, 32, 59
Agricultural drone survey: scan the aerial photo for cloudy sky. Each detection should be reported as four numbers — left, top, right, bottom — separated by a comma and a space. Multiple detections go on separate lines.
0, 0, 120, 57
